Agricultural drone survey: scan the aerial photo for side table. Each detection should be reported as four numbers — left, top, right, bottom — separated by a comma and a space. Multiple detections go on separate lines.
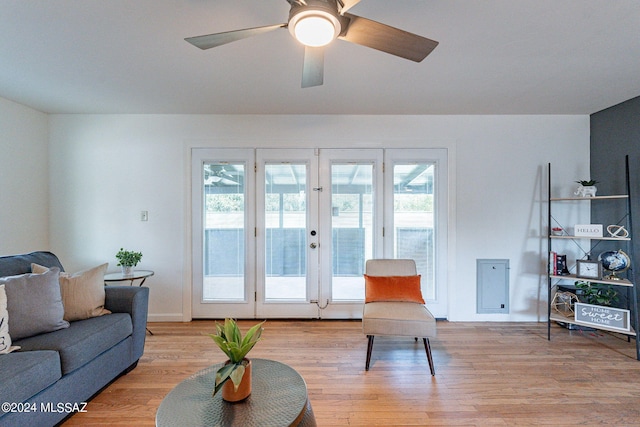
104, 270, 154, 335
104, 269, 154, 286
156, 358, 316, 427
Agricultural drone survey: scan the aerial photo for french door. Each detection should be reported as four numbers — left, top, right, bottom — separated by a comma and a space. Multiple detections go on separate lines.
192, 149, 256, 318
317, 149, 383, 318
384, 149, 448, 318
192, 148, 448, 319
255, 149, 319, 317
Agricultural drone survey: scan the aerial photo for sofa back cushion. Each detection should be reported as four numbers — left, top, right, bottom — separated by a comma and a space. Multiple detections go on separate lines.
0, 251, 64, 277
1, 268, 70, 340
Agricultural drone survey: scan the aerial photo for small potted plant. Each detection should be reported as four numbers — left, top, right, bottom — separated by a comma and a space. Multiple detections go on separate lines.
209, 318, 264, 402
115, 248, 143, 276
575, 179, 598, 186
574, 280, 618, 307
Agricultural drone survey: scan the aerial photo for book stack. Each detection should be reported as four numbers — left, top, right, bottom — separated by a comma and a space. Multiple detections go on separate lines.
549, 251, 569, 275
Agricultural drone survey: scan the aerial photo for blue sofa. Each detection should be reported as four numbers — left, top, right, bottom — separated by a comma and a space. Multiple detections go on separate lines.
0, 251, 149, 426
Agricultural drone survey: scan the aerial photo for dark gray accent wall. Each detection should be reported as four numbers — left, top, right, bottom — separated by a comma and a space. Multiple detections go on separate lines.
590, 95, 640, 309
591, 95, 640, 194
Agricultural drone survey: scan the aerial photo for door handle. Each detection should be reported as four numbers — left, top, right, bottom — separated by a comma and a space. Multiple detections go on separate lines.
309, 243, 318, 249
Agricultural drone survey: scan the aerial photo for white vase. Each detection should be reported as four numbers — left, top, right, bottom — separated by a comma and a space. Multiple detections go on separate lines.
121, 266, 134, 276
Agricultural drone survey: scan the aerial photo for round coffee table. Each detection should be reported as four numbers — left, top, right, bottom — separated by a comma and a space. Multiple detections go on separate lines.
156, 358, 316, 427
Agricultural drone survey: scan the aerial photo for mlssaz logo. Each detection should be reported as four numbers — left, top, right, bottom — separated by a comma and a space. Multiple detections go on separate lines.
40, 402, 88, 413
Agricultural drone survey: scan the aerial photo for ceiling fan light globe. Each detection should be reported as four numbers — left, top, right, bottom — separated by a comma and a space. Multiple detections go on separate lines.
290, 10, 340, 47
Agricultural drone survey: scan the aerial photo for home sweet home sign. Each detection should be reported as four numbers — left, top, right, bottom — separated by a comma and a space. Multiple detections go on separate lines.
574, 303, 630, 332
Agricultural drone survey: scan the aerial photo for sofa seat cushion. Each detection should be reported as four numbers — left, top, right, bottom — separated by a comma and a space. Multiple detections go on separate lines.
0, 350, 61, 408
14, 313, 132, 375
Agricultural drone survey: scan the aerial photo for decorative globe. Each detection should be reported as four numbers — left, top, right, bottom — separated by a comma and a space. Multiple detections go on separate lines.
598, 250, 630, 279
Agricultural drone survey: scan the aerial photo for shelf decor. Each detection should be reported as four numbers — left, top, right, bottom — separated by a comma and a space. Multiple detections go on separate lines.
574, 224, 603, 237
599, 250, 631, 280
551, 291, 579, 317
574, 179, 598, 197
574, 303, 630, 333
551, 227, 564, 236
549, 252, 570, 275
574, 280, 618, 306
576, 260, 602, 280
607, 225, 629, 238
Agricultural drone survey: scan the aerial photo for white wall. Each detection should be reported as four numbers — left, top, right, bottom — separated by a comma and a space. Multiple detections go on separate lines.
0, 98, 49, 255
47, 114, 590, 322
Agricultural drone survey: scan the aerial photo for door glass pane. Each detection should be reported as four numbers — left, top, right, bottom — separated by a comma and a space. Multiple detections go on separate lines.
265, 164, 307, 300
331, 163, 374, 300
203, 163, 245, 300
393, 163, 435, 300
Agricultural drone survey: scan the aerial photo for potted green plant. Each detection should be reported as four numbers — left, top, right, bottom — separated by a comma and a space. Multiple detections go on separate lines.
115, 248, 143, 276
574, 280, 618, 307
575, 179, 598, 186
209, 318, 264, 402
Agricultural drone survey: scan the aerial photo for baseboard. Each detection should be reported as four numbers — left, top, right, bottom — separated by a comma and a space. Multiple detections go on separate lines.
147, 313, 185, 322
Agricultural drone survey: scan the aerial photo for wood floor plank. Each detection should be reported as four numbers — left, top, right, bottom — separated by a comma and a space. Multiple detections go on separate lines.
61, 320, 640, 426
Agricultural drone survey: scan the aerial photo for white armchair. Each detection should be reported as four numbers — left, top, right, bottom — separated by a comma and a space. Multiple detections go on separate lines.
362, 259, 436, 375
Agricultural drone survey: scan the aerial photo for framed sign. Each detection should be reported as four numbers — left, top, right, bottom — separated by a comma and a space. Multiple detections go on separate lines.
574, 224, 603, 237
574, 303, 630, 332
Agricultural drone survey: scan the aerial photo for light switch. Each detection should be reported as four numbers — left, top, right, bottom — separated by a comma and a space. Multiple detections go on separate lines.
141, 211, 148, 221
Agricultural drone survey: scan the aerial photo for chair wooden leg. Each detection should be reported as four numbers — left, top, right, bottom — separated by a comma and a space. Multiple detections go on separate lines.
365, 335, 374, 371
423, 338, 435, 376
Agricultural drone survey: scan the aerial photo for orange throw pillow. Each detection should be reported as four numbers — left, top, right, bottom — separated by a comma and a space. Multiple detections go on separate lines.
364, 274, 425, 304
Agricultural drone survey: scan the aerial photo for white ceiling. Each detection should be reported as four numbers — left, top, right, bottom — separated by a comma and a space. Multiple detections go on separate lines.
1, 0, 639, 115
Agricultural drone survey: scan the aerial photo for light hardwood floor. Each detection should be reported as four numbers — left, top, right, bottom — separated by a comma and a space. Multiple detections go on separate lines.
62, 320, 640, 426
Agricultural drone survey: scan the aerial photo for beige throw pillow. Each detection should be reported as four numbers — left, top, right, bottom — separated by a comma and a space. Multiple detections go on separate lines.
0, 285, 19, 354
32, 263, 111, 322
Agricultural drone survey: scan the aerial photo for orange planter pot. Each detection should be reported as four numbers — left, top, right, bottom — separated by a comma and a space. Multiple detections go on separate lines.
221, 359, 252, 402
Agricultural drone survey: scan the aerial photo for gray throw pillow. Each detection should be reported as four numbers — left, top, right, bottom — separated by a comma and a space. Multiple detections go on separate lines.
1, 267, 70, 340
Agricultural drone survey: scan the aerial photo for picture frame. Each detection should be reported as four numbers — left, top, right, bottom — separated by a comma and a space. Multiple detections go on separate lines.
574, 303, 631, 332
576, 259, 602, 279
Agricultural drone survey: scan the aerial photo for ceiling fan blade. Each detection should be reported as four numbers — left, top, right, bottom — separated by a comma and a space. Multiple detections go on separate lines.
338, 0, 361, 15
185, 24, 286, 50
301, 46, 324, 88
339, 13, 438, 62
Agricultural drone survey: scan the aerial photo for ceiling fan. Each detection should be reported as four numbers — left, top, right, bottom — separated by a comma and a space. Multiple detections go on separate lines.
185, 0, 439, 88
